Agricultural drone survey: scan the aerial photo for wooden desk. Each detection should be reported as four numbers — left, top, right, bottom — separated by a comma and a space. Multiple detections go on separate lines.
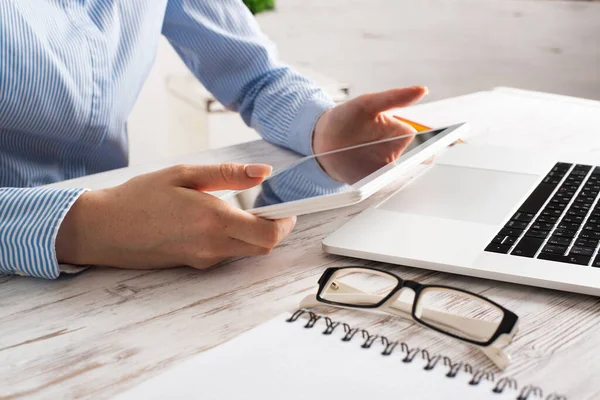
2, 89, 600, 399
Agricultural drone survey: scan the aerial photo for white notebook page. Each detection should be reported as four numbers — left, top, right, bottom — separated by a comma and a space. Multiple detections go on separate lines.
115, 313, 528, 400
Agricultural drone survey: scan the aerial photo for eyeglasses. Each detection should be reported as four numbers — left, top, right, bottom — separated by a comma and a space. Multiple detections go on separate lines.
300, 266, 519, 370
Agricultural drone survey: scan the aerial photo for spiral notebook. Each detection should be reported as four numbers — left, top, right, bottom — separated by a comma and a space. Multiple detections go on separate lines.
115, 311, 563, 400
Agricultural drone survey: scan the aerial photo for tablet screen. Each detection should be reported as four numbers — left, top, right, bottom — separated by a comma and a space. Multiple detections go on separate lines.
223, 127, 448, 211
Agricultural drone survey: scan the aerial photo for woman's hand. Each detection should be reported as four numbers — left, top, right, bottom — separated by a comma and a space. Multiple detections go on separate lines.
312, 86, 428, 183
56, 163, 297, 270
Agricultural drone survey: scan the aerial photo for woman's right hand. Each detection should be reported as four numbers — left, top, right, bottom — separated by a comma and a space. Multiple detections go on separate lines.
55, 163, 297, 270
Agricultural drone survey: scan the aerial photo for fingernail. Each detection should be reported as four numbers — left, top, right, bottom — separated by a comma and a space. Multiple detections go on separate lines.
245, 164, 272, 178
422, 86, 429, 95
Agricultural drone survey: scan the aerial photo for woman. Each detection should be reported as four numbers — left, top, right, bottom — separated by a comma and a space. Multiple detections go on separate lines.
0, 0, 426, 279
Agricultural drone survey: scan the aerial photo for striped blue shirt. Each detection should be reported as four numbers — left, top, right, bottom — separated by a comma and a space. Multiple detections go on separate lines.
0, 0, 336, 279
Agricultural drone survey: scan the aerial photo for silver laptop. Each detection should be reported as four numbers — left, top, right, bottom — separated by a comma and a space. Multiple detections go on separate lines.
323, 143, 600, 296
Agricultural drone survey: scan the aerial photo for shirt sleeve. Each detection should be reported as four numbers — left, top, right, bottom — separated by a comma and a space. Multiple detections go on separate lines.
161, 0, 336, 156
162, 0, 345, 201
0, 187, 87, 279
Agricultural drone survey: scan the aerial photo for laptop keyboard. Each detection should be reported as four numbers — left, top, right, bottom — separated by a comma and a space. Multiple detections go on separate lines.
485, 162, 600, 267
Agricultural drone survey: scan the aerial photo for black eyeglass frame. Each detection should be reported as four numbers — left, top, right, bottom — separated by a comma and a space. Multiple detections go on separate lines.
316, 266, 519, 347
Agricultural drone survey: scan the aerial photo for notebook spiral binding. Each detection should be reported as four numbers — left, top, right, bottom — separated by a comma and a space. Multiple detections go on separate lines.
287, 310, 566, 400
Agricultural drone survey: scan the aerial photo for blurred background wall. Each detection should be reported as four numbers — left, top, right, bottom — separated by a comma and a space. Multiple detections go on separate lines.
127, 0, 600, 165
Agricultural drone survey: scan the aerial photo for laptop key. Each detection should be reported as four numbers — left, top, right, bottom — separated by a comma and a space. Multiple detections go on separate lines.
564, 215, 585, 224
499, 227, 524, 237
583, 223, 600, 233
556, 162, 573, 171
531, 222, 555, 231
543, 177, 561, 185
519, 183, 558, 214
571, 203, 592, 212
546, 203, 566, 211
557, 189, 576, 197
511, 237, 544, 257
570, 170, 588, 176
512, 212, 535, 223
548, 171, 566, 179
574, 164, 592, 172
567, 209, 588, 217
593, 256, 600, 268
550, 196, 569, 203
524, 229, 549, 239
548, 236, 573, 246
583, 184, 600, 191
485, 243, 511, 254
541, 245, 567, 255
537, 215, 560, 224
505, 221, 528, 230
566, 174, 584, 181
580, 231, 600, 240
565, 172, 584, 179
557, 222, 581, 231
570, 246, 595, 257
491, 234, 505, 244
575, 196, 596, 203
564, 181, 583, 189
543, 209, 564, 217
538, 253, 591, 266
574, 238, 599, 248
553, 229, 577, 238
491, 235, 517, 246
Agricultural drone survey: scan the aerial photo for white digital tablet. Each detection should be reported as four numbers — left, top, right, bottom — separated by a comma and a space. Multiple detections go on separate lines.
221, 123, 468, 219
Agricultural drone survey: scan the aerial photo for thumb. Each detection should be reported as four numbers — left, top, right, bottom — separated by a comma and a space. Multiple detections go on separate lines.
361, 86, 428, 115
167, 163, 272, 191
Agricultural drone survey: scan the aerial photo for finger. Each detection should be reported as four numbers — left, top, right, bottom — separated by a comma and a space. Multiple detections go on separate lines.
165, 163, 273, 191
226, 210, 297, 249
384, 117, 417, 157
361, 86, 428, 115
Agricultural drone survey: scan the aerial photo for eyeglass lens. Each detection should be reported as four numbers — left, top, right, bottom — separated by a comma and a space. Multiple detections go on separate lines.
320, 268, 400, 306
414, 287, 503, 343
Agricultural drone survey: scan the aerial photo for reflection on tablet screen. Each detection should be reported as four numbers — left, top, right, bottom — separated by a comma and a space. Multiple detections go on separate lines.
223, 128, 445, 211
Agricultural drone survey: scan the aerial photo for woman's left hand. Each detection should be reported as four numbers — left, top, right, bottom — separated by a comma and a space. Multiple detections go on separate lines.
312, 86, 428, 183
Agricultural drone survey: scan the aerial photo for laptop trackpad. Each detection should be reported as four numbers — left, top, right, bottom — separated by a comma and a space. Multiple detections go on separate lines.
377, 165, 540, 225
